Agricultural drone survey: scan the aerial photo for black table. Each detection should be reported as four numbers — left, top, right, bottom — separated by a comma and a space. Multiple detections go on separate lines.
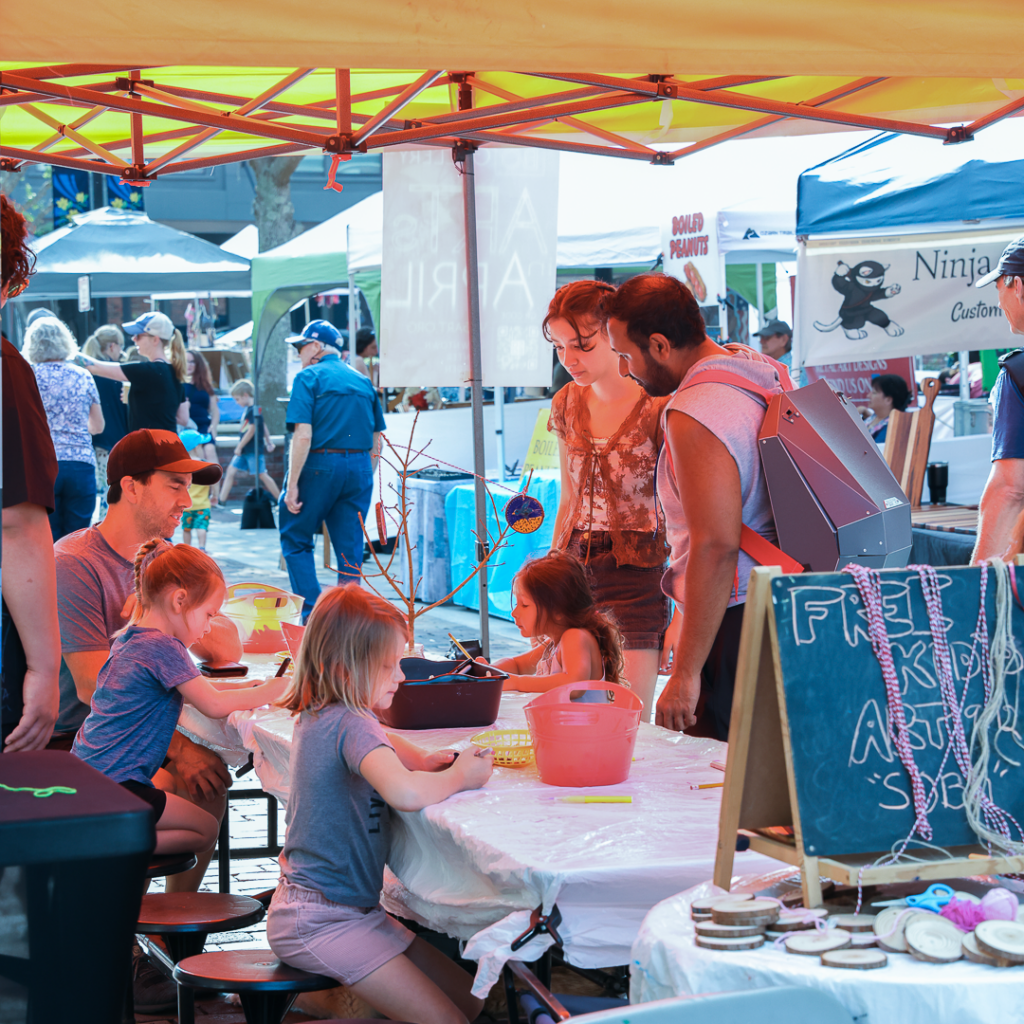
0, 751, 154, 1024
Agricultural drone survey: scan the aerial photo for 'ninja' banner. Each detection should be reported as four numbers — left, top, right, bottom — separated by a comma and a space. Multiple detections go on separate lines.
794, 228, 1024, 369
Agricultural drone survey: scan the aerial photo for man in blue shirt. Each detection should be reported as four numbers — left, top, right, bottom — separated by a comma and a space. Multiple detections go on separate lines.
280, 320, 386, 618
973, 237, 1024, 562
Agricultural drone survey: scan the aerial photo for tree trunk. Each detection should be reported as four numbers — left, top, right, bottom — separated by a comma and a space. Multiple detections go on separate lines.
249, 155, 303, 433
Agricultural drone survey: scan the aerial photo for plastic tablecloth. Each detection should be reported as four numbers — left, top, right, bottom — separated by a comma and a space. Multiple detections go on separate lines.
178, 690, 779, 987
631, 877, 1024, 1024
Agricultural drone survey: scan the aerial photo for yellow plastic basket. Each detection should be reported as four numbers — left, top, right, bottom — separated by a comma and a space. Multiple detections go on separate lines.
471, 729, 535, 768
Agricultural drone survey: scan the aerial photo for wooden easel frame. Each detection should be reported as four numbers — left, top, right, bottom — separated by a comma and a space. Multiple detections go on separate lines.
714, 566, 1024, 907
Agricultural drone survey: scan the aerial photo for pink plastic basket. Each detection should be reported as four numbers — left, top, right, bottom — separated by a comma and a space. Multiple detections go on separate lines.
524, 682, 642, 788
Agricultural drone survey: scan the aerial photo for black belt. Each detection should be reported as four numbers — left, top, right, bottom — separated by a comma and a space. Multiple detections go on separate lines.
310, 447, 369, 454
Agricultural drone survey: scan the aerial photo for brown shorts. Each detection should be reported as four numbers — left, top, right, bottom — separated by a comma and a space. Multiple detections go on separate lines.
566, 530, 669, 650
266, 880, 414, 986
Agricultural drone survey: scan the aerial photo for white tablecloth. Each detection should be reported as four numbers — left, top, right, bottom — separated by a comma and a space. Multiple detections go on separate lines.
178, 688, 779, 986
631, 878, 1024, 1024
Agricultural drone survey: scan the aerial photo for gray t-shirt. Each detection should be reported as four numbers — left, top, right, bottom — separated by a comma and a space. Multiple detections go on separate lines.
658, 351, 784, 608
54, 526, 134, 734
279, 703, 394, 907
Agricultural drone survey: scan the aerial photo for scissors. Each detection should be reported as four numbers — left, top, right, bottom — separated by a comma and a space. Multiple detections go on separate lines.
905, 883, 955, 912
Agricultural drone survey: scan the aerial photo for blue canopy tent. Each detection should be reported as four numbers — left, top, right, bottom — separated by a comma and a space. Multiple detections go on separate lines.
794, 120, 1024, 368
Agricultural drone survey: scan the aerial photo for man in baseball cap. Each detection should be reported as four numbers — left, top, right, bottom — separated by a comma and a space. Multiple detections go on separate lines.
50, 428, 229, 980
973, 236, 1024, 563
752, 319, 793, 364
122, 310, 176, 341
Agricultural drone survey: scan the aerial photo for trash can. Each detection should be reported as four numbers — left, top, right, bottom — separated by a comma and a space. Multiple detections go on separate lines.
394, 469, 472, 604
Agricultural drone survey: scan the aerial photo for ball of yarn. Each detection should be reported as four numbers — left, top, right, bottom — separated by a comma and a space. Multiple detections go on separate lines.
940, 896, 986, 932
980, 887, 1019, 922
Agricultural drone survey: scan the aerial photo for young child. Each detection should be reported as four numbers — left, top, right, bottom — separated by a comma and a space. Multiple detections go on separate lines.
490, 550, 624, 693
219, 379, 280, 501
267, 585, 492, 1024
72, 540, 287, 854
178, 428, 216, 551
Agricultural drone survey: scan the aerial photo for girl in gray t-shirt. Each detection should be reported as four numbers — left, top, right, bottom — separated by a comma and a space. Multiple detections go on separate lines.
267, 585, 493, 1022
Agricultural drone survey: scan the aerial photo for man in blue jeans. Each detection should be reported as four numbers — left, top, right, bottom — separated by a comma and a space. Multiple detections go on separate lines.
279, 320, 386, 618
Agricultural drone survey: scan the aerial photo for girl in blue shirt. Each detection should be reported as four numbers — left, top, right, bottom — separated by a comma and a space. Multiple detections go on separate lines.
73, 540, 287, 855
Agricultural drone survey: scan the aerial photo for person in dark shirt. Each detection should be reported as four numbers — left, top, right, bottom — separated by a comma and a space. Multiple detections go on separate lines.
83, 324, 130, 518
75, 311, 189, 432
1, 192, 60, 752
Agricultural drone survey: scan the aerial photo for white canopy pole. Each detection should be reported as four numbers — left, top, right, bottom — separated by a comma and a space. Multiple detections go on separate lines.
347, 224, 357, 361
461, 146, 490, 658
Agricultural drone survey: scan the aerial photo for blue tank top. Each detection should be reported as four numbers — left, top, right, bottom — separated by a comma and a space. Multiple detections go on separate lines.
185, 383, 212, 433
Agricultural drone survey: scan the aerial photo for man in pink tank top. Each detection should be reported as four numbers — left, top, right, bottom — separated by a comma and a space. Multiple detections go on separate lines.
602, 275, 788, 740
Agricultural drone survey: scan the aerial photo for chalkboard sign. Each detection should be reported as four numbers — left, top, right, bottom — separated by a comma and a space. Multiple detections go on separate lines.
714, 565, 1024, 907
771, 566, 1024, 857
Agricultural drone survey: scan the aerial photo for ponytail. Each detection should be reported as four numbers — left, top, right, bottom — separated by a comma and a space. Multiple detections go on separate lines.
128, 538, 224, 627
167, 328, 188, 383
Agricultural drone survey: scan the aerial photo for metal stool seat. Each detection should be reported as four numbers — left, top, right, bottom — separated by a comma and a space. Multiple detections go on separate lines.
173, 949, 334, 1024
145, 852, 198, 879
137, 892, 265, 963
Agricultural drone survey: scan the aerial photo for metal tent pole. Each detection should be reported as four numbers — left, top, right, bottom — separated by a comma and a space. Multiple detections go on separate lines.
461, 146, 490, 659
347, 224, 358, 362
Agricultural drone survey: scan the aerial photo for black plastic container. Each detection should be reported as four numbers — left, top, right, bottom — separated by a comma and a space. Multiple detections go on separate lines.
241, 488, 276, 529
377, 658, 507, 730
927, 462, 949, 505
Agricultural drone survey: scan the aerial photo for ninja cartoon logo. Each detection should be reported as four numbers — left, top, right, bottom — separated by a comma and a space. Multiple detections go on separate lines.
814, 260, 905, 340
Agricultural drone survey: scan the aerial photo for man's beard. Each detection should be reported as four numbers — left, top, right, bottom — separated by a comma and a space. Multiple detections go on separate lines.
629, 351, 680, 398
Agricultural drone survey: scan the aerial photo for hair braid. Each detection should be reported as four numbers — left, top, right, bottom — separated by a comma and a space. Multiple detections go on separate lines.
133, 538, 166, 599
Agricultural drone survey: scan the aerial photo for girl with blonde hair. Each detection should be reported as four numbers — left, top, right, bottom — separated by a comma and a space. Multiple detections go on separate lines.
268, 585, 491, 1024
75, 310, 190, 433
72, 539, 287, 851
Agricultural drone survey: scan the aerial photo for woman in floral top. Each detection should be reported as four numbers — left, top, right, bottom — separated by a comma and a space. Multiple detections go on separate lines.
24, 317, 103, 540
544, 281, 670, 720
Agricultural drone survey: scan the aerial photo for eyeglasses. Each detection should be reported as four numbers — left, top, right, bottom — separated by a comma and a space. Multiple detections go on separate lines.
1004, 275, 1019, 288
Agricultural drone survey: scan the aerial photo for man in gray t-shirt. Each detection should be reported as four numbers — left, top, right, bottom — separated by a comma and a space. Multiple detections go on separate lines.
50, 429, 227, 899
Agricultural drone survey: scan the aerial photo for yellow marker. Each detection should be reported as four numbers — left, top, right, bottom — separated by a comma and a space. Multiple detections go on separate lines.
690, 782, 724, 790
557, 795, 632, 804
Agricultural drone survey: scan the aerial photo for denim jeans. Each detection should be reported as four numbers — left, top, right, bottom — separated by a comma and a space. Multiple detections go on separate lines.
278, 451, 373, 618
50, 460, 98, 541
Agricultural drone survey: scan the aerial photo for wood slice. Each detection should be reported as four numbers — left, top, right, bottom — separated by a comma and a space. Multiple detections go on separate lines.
873, 907, 929, 954
829, 913, 877, 933
785, 929, 852, 956
850, 933, 879, 948
695, 921, 766, 938
821, 948, 888, 970
690, 911, 713, 921
1016, 904, 1024, 926
962, 931, 1015, 967
695, 933, 764, 951
711, 898, 780, 926
691, 893, 753, 914
905, 915, 964, 963
772, 908, 828, 932
974, 920, 1024, 964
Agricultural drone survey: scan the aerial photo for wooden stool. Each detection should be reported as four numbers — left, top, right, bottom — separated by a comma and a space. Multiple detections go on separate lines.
145, 851, 198, 879
173, 949, 334, 1024
137, 892, 265, 963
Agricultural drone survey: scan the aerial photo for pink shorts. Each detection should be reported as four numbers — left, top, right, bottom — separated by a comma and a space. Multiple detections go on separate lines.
266, 880, 414, 986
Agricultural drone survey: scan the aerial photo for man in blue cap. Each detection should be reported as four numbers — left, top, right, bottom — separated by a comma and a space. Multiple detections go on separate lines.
280, 319, 387, 618
973, 237, 1024, 562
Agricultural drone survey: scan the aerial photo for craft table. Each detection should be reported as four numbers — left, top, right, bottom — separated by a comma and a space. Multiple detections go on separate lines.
630, 879, 1024, 1024
178, 682, 779, 989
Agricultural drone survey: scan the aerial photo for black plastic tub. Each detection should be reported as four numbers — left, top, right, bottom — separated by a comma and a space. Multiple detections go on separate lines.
377, 658, 507, 730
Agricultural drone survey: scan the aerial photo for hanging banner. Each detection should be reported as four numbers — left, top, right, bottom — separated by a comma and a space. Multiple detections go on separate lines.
661, 208, 721, 305
52, 169, 90, 228
794, 228, 1023, 368
380, 148, 558, 388
105, 176, 145, 212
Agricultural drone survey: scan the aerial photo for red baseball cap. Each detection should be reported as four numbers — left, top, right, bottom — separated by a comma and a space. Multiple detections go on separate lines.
108, 429, 222, 487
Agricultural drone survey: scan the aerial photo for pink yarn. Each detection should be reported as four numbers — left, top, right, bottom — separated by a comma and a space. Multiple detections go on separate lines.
981, 887, 1020, 922
940, 897, 986, 932
940, 889, 1020, 932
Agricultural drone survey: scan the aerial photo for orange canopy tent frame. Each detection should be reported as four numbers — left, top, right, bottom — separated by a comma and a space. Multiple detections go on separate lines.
1, 64, 1024, 183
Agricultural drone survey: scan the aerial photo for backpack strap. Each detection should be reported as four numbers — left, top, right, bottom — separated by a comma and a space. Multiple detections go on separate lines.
674, 368, 804, 576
